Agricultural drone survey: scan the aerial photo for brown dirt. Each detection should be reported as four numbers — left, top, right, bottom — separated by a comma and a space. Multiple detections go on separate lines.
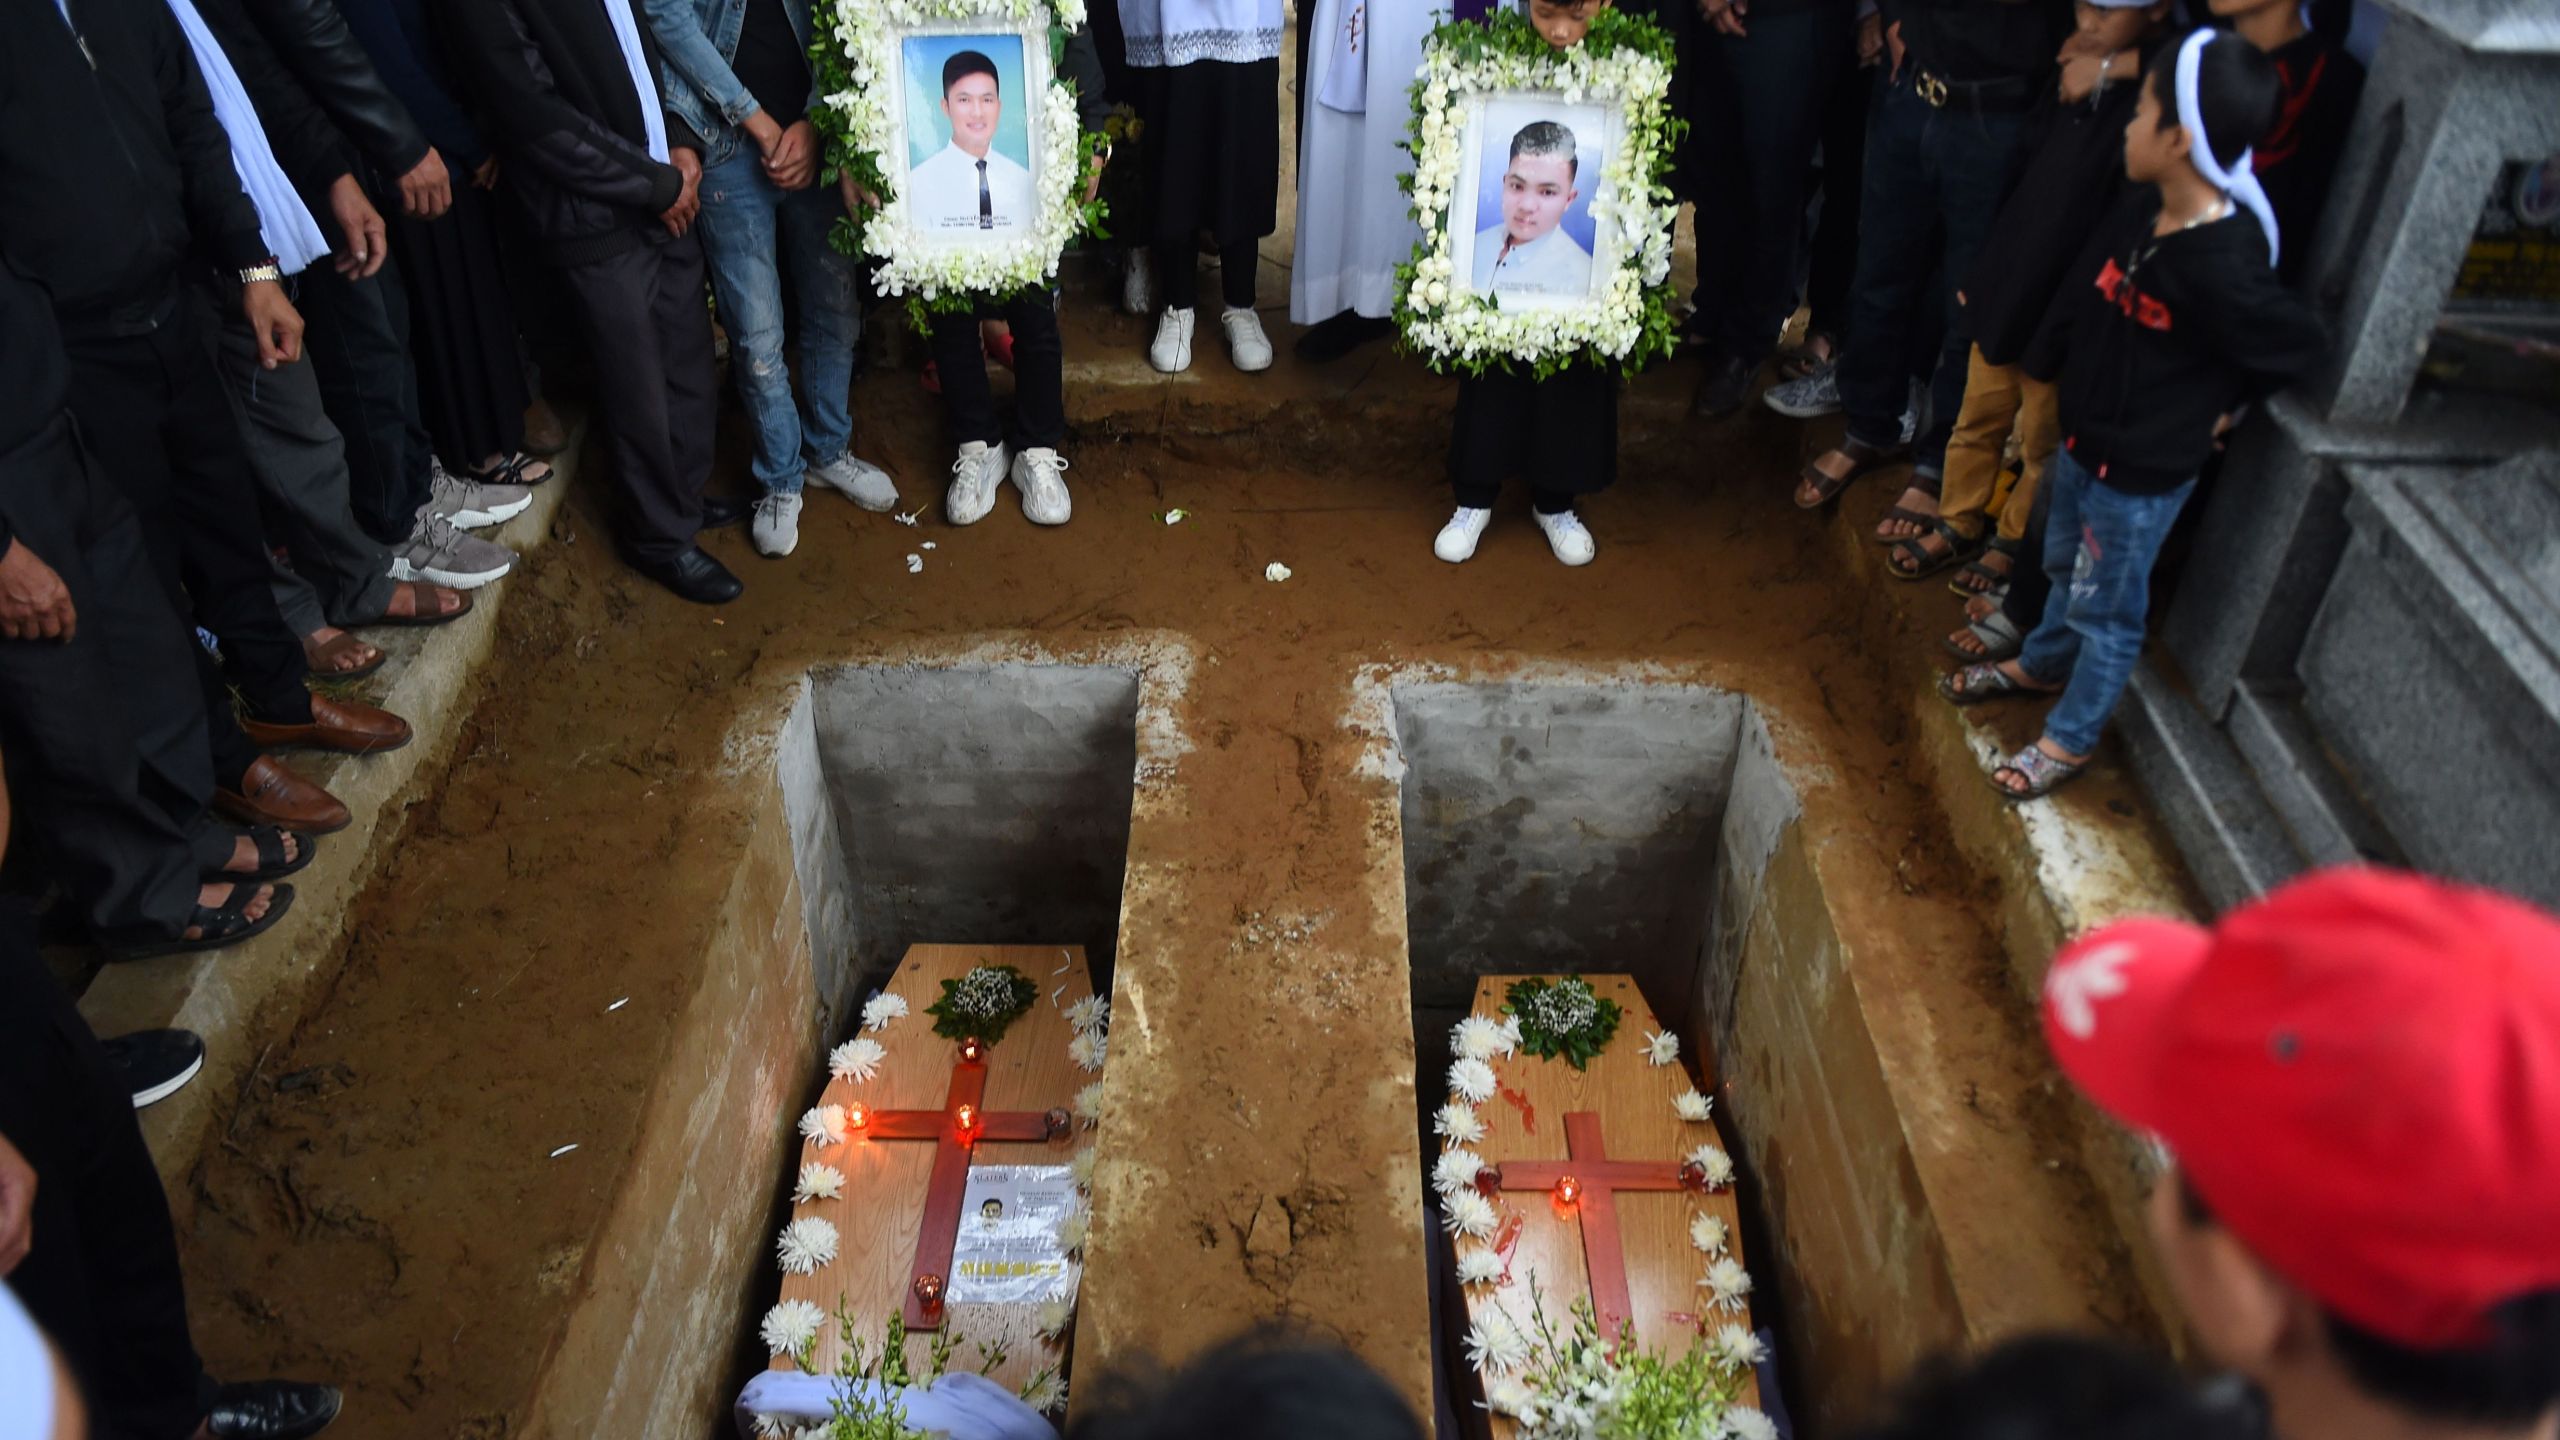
173, 288, 2140, 1434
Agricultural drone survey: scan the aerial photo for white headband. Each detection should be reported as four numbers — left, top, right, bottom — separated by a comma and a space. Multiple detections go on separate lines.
2174, 28, 2282, 266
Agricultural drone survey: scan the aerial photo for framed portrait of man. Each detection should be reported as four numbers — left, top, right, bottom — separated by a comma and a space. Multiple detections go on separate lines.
1449, 95, 1618, 313
889, 17, 1053, 250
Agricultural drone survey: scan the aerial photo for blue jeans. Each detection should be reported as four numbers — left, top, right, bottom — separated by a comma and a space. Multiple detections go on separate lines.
2017, 448, 2198, 756
697, 142, 860, 496
1836, 72, 2031, 468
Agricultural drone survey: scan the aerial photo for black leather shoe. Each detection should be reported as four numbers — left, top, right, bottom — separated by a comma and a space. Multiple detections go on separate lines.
105, 1028, 205, 1108
1690, 355, 1755, 418
697, 495, 752, 530
1291, 310, 1394, 364
636, 546, 744, 604
206, 1379, 341, 1440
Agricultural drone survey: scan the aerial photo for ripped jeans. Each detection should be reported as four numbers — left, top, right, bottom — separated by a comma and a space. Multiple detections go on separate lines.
2015, 446, 2197, 757
698, 141, 861, 495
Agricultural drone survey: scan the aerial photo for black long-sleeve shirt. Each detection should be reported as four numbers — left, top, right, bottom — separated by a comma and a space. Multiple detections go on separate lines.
2033, 192, 2327, 494
0, 0, 270, 331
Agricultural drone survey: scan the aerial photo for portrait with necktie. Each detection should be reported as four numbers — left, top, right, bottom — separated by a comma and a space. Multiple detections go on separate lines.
902, 33, 1039, 239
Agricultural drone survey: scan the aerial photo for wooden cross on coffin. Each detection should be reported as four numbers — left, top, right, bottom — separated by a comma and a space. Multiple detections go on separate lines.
847, 1033, 1074, 1329
1487, 1112, 1707, 1342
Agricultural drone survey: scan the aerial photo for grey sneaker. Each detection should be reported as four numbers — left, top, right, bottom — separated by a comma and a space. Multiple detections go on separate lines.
752, 492, 803, 558
427, 459, 532, 531
947, 441, 1008, 526
1011, 447, 1071, 525
390, 509, 515, 589
810, 452, 899, 512
1760, 361, 1841, 419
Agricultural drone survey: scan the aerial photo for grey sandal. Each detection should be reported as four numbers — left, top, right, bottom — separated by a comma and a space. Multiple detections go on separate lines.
1990, 744, 2087, 800
1936, 660, 2051, 706
1941, 612, 2023, 663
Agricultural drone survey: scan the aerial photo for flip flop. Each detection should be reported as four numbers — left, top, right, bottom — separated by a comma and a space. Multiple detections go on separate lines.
1936, 660, 2054, 706
1990, 744, 2088, 801
302, 630, 383, 680
1941, 611, 2023, 663
1796, 437, 1907, 510
203, 824, 318, 882
112, 882, 296, 959
356, 581, 473, 629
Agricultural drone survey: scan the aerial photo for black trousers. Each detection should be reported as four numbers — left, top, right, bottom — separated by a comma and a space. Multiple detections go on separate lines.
0, 921, 211, 1440
296, 259, 435, 546
932, 290, 1066, 451
1803, 40, 1873, 342
1689, 2, 1855, 366
1449, 365, 1618, 508
558, 232, 719, 566
63, 294, 315, 782
0, 418, 207, 945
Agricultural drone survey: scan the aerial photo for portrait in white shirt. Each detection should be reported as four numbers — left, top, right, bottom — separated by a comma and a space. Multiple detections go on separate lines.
900, 36, 1037, 241
1467, 118, 1597, 301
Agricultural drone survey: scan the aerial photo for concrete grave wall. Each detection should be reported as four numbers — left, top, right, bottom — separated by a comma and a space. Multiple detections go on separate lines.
806, 663, 1144, 1003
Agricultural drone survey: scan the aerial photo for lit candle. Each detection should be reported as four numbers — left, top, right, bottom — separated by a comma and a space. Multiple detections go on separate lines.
955, 1103, 979, 1136
1554, 1175, 1582, 1207
959, 1036, 987, 1064
846, 1101, 871, 1133
913, 1272, 946, 1312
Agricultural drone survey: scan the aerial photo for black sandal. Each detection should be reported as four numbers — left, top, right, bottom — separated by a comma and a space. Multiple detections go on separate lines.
1949, 535, 2023, 597
1796, 437, 1907, 510
113, 882, 296, 959
1889, 521, 1984, 581
469, 451, 553, 487
204, 824, 317, 882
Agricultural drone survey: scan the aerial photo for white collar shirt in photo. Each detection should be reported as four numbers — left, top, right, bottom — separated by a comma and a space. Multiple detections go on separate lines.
908, 143, 1034, 235
1471, 222, 1593, 299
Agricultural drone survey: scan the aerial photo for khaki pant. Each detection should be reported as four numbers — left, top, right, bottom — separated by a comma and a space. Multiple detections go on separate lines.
1939, 344, 2061, 545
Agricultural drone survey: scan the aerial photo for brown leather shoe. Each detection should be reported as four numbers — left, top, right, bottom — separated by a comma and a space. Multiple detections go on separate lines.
240, 695, 413, 755
215, 756, 353, 835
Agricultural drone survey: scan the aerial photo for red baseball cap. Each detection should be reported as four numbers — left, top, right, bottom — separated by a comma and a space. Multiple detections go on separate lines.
2042, 866, 2560, 1349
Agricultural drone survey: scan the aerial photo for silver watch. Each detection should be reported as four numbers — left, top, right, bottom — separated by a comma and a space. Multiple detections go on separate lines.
237, 260, 284, 285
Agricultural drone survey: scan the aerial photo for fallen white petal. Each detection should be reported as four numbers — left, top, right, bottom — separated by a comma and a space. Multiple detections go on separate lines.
607, 997, 629, 1012
905, 554, 924, 574
1264, 561, 1291, 582
549, 1144, 578, 1158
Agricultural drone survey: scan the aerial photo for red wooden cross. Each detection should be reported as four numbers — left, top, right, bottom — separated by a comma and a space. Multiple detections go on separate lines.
838, 1039, 1071, 1329
1492, 1111, 1696, 1341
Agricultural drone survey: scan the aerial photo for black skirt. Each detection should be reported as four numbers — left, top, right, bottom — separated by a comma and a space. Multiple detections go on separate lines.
388, 180, 530, 466
1448, 363, 1622, 499
1129, 57, 1281, 244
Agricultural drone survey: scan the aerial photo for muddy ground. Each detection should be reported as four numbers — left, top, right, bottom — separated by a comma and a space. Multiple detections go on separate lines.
169, 277, 2154, 1434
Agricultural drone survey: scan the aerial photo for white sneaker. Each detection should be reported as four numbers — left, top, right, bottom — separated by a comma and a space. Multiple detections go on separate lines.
946, 441, 1008, 526
1221, 307, 1273, 372
752, 492, 803, 558
1121, 248, 1156, 317
809, 452, 899, 512
1148, 307, 1196, 374
1434, 507, 1493, 563
390, 509, 515, 588
1012, 447, 1072, 526
426, 459, 532, 530
1534, 508, 1597, 567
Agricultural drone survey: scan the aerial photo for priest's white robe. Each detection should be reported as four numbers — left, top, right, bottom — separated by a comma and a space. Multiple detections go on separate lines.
1289, 0, 1451, 323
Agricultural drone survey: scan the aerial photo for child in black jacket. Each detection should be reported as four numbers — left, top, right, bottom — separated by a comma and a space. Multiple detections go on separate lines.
1938, 29, 2324, 799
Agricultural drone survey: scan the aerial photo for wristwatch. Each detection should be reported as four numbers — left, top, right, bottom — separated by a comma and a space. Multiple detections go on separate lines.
237, 259, 284, 285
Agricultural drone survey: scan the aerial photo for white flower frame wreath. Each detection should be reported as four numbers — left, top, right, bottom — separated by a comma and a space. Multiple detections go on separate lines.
812, 0, 1096, 314
1397, 11, 1682, 377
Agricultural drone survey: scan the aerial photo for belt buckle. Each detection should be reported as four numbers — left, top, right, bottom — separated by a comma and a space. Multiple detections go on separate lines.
1918, 71, 1950, 107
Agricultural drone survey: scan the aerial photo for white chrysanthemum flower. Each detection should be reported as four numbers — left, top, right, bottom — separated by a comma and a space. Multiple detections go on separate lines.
1074, 1081, 1106, 1128
1674, 1087, 1716, 1123
1689, 1144, 1736, 1190
1690, 1212, 1730, 1256
1022, 1369, 1067, 1413
1643, 1029, 1680, 1066
827, 1037, 886, 1083
759, 1299, 826, 1358
1498, 1014, 1523, 1048
1441, 1190, 1498, 1240
1432, 1148, 1485, 1197
1450, 1015, 1514, 1062
1068, 1029, 1107, 1073
1071, 1147, 1097, 1191
1434, 1103, 1487, 1147
859, 992, 907, 1032
1709, 1323, 1768, 1373
1455, 1248, 1504, 1287
1485, 1376, 1537, 1417
1449, 1058, 1497, 1103
1462, 1312, 1527, 1375
1037, 1296, 1074, 1342
1724, 1406, 1778, 1440
1056, 1209, 1089, 1257
1702, 1257, 1753, 1312
1065, 995, 1109, 1032
797, 1104, 846, 1147
750, 1412, 794, 1438
793, 1163, 845, 1203
776, 1217, 839, 1274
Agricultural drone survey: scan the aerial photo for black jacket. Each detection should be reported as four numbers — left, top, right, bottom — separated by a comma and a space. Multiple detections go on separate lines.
2255, 31, 2364, 289
2033, 193, 2327, 494
338, 0, 492, 172
0, 0, 269, 332
236, 0, 433, 177
443, 0, 703, 266
190, 0, 367, 247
